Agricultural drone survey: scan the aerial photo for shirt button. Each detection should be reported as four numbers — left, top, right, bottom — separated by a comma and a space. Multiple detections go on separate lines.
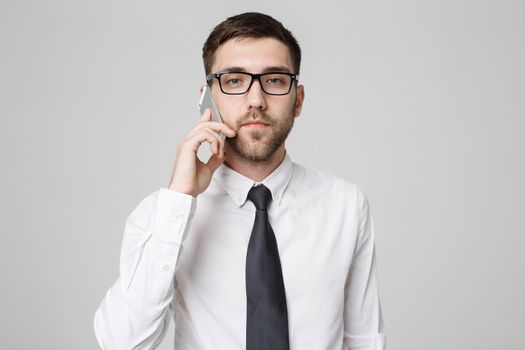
162, 264, 170, 271
174, 212, 184, 220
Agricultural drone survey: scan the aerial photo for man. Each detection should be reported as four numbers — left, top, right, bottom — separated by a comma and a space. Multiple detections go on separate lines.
94, 12, 386, 350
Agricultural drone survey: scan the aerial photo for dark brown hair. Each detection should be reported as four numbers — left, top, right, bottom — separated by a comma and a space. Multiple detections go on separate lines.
202, 12, 301, 75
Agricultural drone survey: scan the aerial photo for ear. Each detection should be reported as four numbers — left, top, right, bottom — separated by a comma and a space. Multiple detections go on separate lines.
293, 84, 305, 118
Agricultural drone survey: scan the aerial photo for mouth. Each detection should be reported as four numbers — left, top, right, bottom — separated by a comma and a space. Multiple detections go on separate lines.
241, 120, 269, 129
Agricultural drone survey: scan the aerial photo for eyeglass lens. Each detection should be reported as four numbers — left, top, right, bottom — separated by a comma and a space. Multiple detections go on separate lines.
219, 73, 293, 95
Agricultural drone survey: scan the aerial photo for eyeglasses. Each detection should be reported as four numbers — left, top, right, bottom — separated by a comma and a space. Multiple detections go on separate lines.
206, 71, 299, 96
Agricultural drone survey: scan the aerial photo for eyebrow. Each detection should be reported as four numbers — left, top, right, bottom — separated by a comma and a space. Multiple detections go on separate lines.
262, 66, 293, 74
219, 66, 293, 74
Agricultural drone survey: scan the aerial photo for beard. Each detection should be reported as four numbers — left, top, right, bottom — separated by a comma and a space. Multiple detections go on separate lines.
225, 105, 295, 163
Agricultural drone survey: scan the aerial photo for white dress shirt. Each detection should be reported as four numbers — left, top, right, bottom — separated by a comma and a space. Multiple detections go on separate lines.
94, 154, 386, 350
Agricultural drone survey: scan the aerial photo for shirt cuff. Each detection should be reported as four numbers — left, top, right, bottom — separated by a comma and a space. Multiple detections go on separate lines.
345, 333, 386, 350
148, 188, 196, 243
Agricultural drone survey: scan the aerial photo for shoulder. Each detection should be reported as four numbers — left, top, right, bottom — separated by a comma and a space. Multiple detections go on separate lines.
290, 161, 369, 211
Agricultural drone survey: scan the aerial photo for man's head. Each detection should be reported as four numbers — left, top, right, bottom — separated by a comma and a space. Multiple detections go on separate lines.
203, 13, 304, 162
201, 12, 305, 164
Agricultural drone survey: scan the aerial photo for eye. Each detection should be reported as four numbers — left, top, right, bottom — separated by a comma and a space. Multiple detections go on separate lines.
264, 74, 288, 86
221, 73, 247, 86
267, 78, 284, 85
225, 78, 241, 85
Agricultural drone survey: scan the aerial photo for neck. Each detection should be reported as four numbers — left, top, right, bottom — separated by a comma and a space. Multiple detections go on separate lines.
224, 145, 286, 182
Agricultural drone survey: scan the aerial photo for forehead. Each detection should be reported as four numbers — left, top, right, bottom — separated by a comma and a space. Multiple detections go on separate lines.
211, 37, 294, 73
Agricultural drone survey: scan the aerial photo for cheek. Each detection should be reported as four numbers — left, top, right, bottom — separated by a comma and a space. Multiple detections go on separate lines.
218, 103, 245, 129
219, 103, 239, 123
278, 98, 297, 117
214, 96, 234, 118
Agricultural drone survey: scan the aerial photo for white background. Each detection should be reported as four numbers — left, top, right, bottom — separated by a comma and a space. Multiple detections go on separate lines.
1, 0, 523, 349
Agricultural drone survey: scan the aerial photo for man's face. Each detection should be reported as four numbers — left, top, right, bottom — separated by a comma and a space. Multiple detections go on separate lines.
209, 37, 304, 162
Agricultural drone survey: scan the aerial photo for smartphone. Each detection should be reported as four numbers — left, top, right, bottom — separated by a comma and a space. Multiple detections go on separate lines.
198, 86, 225, 139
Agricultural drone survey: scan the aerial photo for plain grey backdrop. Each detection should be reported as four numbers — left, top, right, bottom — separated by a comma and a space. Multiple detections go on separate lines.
1, 0, 523, 349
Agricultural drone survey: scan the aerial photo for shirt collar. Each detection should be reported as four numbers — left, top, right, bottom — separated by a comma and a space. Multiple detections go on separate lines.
213, 153, 294, 207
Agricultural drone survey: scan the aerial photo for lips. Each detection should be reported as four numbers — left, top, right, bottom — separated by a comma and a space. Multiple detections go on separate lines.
242, 120, 268, 125
241, 120, 269, 129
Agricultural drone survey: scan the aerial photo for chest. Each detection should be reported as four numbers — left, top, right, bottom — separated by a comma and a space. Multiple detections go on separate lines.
175, 194, 358, 307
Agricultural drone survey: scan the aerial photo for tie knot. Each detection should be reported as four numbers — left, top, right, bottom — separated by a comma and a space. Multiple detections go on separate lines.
247, 184, 272, 211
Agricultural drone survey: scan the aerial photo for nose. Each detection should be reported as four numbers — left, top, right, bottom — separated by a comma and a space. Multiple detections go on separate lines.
246, 77, 267, 111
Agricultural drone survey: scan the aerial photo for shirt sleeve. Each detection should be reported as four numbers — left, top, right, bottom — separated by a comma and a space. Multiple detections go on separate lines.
343, 188, 387, 350
94, 188, 196, 350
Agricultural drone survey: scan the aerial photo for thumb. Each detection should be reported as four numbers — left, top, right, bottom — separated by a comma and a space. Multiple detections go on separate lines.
206, 153, 225, 172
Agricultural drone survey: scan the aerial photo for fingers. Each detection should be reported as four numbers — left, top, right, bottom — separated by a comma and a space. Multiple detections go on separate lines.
190, 109, 236, 139
186, 123, 230, 140
185, 127, 224, 157
205, 128, 221, 156
188, 121, 236, 140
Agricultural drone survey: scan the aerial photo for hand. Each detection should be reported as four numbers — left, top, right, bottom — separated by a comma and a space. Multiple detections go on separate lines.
168, 109, 236, 197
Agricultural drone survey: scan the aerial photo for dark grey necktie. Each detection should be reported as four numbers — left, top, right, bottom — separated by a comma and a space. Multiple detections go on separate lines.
246, 184, 289, 350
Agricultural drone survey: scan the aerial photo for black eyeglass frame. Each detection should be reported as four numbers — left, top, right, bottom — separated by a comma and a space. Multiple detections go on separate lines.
206, 71, 299, 96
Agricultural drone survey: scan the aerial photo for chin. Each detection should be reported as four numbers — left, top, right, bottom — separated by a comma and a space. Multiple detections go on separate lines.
228, 138, 279, 163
